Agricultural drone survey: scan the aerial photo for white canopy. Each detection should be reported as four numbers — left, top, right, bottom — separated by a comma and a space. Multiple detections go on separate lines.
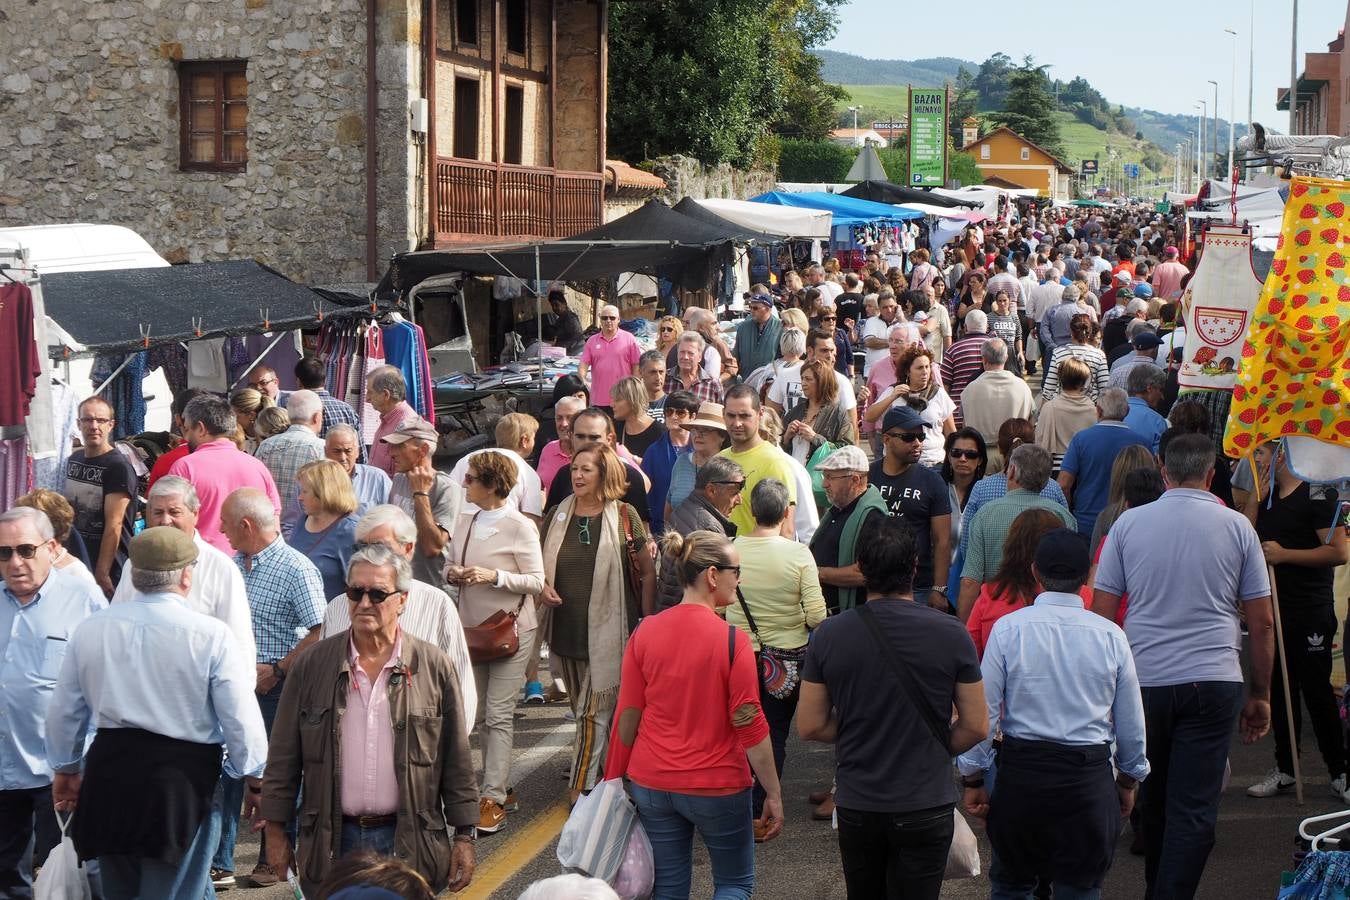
693, 197, 832, 239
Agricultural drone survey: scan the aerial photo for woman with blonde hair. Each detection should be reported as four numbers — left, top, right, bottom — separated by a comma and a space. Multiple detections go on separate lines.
289, 458, 360, 599
539, 444, 656, 802
230, 387, 274, 453
14, 489, 96, 582
1035, 355, 1099, 470
1089, 444, 1158, 551
656, 316, 684, 358
611, 375, 665, 461
606, 529, 784, 897
446, 450, 546, 833
252, 406, 291, 447
780, 307, 809, 335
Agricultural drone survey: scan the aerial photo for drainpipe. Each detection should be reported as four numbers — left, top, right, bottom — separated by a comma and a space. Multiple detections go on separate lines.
365, 0, 378, 281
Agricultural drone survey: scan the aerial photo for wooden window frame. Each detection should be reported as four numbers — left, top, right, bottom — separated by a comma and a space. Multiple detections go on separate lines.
452, 75, 481, 160
504, 0, 528, 57
456, 0, 479, 48
503, 83, 524, 165
179, 60, 248, 173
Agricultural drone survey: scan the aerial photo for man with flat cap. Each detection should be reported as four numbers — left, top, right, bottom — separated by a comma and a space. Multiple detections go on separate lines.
957, 528, 1148, 900
383, 418, 462, 591
45, 527, 268, 900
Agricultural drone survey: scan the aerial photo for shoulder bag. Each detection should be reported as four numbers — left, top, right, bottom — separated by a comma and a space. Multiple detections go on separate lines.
736, 587, 808, 701
856, 603, 980, 880
617, 503, 644, 605
458, 511, 527, 664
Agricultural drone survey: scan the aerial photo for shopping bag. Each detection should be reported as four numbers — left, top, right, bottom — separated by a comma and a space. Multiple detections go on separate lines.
610, 818, 654, 900
34, 813, 91, 900
944, 809, 980, 880
557, 778, 637, 885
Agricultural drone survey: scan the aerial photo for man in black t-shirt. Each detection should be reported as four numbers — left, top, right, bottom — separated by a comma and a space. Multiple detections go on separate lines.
1243, 440, 1350, 800
544, 408, 651, 522
799, 517, 986, 900
63, 396, 137, 596
835, 273, 864, 337
869, 406, 951, 608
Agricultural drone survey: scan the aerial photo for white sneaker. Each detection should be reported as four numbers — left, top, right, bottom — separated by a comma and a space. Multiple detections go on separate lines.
1332, 774, 1348, 801
1247, 769, 1296, 797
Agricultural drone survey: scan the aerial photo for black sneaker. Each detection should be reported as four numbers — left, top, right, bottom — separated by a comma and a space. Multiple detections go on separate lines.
211, 868, 235, 890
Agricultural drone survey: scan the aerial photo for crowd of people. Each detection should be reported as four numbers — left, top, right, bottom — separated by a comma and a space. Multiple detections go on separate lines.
2, 202, 1347, 900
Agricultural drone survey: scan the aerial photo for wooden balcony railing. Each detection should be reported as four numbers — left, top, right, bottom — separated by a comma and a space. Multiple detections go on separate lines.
434, 158, 604, 242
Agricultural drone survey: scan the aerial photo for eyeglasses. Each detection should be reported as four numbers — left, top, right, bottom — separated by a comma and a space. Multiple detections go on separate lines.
713, 479, 746, 489
714, 565, 741, 577
885, 431, 924, 443
463, 473, 481, 485
949, 448, 982, 460
0, 544, 42, 561
346, 586, 401, 604
252, 377, 277, 387
599, 315, 618, 321
77, 417, 112, 426
819, 315, 836, 321
577, 516, 592, 546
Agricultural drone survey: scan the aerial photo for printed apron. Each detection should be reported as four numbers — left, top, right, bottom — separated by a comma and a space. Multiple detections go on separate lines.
1178, 224, 1263, 391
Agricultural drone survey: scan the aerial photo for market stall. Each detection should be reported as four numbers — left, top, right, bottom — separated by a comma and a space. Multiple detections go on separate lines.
749, 190, 925, 268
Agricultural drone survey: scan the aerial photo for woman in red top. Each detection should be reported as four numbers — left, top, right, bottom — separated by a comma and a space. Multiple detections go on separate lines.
605, 530, 784, 898
965, 509, 1093, 657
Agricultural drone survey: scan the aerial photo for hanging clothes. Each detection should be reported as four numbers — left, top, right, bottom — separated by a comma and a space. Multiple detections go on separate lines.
33, 377, 80, 493
0, 281, 41, 428
187, 338, 229, 391
381, 318, 435, 420
145, 342, 188, 396
0, 435, 33, 510
359, 325, 386, 447
91, 351, 149, 439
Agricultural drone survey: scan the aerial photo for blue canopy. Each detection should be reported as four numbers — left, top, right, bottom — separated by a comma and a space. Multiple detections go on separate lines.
748, 191, 925, 227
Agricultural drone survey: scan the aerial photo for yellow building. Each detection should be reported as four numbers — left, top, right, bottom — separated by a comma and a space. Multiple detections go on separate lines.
960, 126, 1074, 202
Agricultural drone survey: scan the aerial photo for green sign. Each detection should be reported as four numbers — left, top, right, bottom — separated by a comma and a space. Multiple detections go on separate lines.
908, 87, 948, 187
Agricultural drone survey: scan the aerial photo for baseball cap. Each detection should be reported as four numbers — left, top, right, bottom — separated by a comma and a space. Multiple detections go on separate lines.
817, 445, 870, 472
882, 406, 927, 434
1113, 271, 1132, 284
130, 526, 199, 571
1133, 283, 1154, 299
379, 418, 439, 445
747, 293, 773, 308
1132, 331, 1163, 350
1033, 528, 1090, 581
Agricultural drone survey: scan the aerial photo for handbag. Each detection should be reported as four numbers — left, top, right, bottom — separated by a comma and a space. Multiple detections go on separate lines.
856, 604, 980, 880
617, 503, 644, 605
456, 511, 527, 664
735, 587, 807, 701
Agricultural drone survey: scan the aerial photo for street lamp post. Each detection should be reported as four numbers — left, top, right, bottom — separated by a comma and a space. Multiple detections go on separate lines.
1226, 28, 1238, 180
1196, 101, 1206, 187
1208, 80, 1219, 179
1247, 0, 1255, 128
1291, 0, 1299, 135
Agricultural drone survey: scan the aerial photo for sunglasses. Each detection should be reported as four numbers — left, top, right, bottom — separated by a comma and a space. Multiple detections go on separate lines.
714, 479, 746, 489
885, 431, 924, 443
463, 473, 481, 485
0, 544, 43, 561
599, 315, 618, 321
820, 315, 836, 320
577, 516, 592, 546
949, 448, 982, 460
346, 586, 401, 604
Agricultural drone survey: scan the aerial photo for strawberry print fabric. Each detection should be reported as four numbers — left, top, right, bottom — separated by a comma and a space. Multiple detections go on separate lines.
1225, 176, 1350, 456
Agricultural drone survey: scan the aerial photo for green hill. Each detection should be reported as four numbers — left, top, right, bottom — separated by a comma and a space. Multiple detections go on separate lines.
818, 50, 967, 90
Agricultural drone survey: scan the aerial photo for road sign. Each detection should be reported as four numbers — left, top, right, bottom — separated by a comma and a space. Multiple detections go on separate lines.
907, 88, 948, 187
1124, 163, 1140, 178
1081, 160, 1098, 175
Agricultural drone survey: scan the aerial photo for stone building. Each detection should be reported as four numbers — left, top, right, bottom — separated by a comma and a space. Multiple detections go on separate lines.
0, 0, 608, 283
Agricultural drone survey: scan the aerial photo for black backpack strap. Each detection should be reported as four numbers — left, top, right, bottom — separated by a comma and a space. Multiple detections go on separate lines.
856, 604, 950, 751
728, 624, 737, 667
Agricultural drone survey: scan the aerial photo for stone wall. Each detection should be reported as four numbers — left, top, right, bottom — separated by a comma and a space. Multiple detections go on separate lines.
0, 0, 421, 284
647, 155, 777, 203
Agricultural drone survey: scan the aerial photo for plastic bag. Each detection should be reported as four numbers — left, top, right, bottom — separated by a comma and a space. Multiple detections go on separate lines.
557, 778, 636, 884
610, 818, 654, 900
34, 814, 91, 900
944, 809, 980, 880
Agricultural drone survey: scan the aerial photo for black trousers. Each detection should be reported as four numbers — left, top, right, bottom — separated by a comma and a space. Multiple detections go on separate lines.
0, 787, 59, 899
752, 678, 799, 819
1272, 604, 1346, 779
987, 737, 1121, 890
836, 804, 953, 900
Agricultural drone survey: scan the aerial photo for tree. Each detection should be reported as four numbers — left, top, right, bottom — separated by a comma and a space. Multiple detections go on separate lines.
950, 150, 982, 188
949, 66, 978, 146
974, 53, 1013, 110
991, 57, 1064, 158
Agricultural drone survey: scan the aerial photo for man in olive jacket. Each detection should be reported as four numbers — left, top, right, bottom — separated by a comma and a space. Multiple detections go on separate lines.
258, 545, 478, 894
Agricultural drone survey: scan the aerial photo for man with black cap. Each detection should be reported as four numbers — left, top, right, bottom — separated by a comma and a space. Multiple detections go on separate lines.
869, 406, 951, 609
959, 528, 1147, 900
734, 290, 783, 376
47, 526, 267, 900
1109, 329, 1162, 390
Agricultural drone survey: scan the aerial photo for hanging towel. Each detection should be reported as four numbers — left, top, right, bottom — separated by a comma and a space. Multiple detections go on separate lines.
187, 338, 229, 391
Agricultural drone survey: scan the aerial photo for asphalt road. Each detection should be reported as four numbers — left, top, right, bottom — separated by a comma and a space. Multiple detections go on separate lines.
228, 688, 1342, 899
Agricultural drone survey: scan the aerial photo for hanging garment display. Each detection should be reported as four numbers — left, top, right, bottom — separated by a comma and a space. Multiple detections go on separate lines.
1178, 224, 1264, 391
0, 281, 41, 428
187, 338, 229, 391
1225, 175, 1350, 462
91, 351, 148, 439
381, 317, 435, 420
0, 435, 32, 510
33, 377, 80, 493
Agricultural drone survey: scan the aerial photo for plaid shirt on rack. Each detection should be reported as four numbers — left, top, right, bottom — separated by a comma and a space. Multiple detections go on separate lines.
235, 536, 327, 663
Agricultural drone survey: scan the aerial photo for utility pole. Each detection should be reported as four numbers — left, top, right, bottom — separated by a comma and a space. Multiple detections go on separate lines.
1226, 28, 1238, 180
1196, 101, 1206, 186
1291, 0, 1300, 135
1208, 80, 1219, 179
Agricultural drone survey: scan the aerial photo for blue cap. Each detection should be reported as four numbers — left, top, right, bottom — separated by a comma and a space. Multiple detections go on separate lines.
882, 405, 927, 434
1133, 283, 1154, 299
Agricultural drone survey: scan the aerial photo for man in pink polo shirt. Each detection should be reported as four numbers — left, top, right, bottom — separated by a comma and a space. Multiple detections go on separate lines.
368, 365, 420, 477
168, 395, 281, 553
577, 304, 640, 413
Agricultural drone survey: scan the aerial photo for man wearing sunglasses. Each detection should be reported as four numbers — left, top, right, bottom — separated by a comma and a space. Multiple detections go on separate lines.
576, 304, 641, 416
0, 507, 105, 898
542, 408, 651, 521
259, 544, 479, 896
869, 407, 952, 610
64, 396, 138, 597
656, 456, 745, 610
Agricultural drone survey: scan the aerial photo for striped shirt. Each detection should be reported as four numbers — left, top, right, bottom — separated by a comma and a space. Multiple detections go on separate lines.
322, 579, 477, 733
939, 333, 993, 429
235, 536, 328, 663
1041, 343, 1112, 403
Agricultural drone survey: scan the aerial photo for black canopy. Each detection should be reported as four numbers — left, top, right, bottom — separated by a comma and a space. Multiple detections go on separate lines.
841, 180, 980, 209
376, 200, 756, 299
43, 260, 384, 358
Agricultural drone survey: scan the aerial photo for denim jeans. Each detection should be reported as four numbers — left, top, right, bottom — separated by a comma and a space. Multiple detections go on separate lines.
339, 822, 397, 858
1139, 681, 1243, 900
835, 804, 953, 900
752, 681, 798, 819
629, 784, 754, 900
101, 811, 216, 900
209, 775, 245, 873
991, 879, 1098, 900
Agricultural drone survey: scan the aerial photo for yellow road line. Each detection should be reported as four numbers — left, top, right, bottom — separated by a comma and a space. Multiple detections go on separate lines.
455, 803, 570, 898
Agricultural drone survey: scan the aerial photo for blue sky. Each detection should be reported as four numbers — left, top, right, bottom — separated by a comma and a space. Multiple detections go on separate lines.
826, 0, 1348, 128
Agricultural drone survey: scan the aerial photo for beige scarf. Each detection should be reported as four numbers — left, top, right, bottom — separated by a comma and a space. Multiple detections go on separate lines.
541, 495, 630, 702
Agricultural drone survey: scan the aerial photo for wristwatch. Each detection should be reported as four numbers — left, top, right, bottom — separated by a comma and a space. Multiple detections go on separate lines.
271, 662, 287, 681
932, 585, 949, 596
453, 825, 477, 842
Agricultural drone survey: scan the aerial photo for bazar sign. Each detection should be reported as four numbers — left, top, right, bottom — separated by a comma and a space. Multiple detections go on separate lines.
908, 88, 947, 187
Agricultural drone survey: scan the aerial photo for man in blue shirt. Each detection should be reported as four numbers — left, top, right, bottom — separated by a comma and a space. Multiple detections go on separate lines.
1057, 389, 1151, 536
1122, 364, 1168, 454
960, 529, 1148, 900
0, 507, 106, 898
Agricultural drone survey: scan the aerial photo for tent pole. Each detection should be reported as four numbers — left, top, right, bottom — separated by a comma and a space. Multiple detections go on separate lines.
91, 354, 136, 397
536, 244, 544, 399
229, 330, 292, 391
